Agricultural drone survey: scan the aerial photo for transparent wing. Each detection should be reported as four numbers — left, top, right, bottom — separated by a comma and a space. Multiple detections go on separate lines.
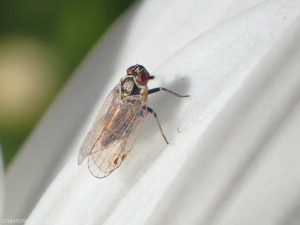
87, 103, 147, 178
78, 85, 119, 165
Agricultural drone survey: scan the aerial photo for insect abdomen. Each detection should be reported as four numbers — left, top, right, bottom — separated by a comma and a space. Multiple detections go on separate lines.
98, 102, 139, 148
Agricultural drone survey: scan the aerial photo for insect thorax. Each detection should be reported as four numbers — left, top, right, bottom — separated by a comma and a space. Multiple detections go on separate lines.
120, 77, 142, 99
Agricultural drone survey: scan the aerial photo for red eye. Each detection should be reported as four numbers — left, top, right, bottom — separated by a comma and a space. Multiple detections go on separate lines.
126, 65, 136, 74
137, 70, 149, 85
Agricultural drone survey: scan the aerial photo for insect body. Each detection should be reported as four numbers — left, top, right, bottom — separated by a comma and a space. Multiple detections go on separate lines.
78, 65, 188, 178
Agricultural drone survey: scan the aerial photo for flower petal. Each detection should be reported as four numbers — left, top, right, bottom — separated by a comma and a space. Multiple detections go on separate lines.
5, 0, 300, 225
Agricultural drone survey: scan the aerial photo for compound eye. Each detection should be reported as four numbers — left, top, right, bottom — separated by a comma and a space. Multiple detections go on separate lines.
126, 65, 136, 74
137, 70, 149, 85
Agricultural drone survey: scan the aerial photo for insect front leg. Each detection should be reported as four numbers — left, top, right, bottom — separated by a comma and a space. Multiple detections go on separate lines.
148, 87, 189, 97
142, 106, 169, 144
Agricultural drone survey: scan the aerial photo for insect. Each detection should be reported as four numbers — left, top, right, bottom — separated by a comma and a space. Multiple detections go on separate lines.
78, 64, 189, 178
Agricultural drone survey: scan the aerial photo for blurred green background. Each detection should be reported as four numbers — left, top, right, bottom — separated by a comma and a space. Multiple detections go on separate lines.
0, 0, 135, 167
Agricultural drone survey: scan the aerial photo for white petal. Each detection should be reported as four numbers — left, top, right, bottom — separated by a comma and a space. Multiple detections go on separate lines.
4, 0, 300, 225
0, 145, 4, 219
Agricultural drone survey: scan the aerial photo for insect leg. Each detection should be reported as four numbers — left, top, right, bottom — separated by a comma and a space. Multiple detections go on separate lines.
148, 87, 189, 97
142, 106, 169, 144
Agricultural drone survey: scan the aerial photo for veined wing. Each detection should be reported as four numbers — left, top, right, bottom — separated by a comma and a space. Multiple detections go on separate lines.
87, 99, 147, 178
78, 85, 119, 165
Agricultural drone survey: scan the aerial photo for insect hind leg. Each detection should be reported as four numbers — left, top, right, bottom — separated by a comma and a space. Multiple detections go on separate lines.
142, 106, 169, 144
148, 87, 189, 97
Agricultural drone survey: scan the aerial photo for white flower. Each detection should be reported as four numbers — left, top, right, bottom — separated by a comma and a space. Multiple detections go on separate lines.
2, 0, 300, 224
